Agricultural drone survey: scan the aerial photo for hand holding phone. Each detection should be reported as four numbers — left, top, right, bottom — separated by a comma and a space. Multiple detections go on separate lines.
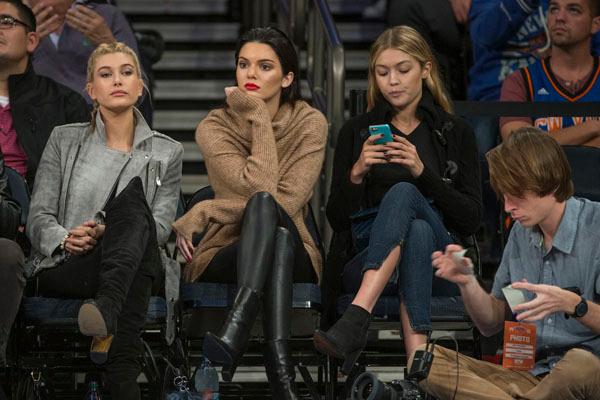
349, 125, 390, 184
369, 124, 393, 145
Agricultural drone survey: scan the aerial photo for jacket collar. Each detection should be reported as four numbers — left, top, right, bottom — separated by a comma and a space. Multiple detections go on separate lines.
94, 107, 153, 149
7, 60, 37, 104
368, 87, 454, 147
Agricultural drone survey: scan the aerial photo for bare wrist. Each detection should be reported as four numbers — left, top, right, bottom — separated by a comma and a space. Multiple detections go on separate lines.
349, 168, 364, 184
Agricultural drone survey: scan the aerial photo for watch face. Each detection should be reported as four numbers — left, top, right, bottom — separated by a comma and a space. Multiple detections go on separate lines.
575, 299, 588, 318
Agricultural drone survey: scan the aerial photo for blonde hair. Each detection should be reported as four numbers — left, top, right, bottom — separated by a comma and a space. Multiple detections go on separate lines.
366, 26, 452, 114
86, 42, 143, 130
487, 127, 573, 202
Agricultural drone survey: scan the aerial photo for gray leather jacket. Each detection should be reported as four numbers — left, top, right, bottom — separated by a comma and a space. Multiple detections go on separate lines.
27, 109, 183, 263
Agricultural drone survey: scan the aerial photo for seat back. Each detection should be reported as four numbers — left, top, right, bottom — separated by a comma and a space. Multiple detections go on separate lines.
5, 166, 30, 226
562, 145, 600, 201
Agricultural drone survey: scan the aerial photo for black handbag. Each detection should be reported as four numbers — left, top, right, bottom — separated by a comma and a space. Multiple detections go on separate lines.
15, 371, 51, 400
349, 207, 379, 253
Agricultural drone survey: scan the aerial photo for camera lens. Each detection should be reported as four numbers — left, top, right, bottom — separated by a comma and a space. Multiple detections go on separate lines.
351, 372, 399, 400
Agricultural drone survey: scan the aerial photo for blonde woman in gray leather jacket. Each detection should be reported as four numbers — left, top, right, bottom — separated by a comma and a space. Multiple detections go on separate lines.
26, 42, 183, 400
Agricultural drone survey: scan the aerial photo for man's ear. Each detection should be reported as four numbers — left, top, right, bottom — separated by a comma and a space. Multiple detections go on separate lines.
281, 71, 294, 89
592, 15, 600, 35
26, 31, 39, 54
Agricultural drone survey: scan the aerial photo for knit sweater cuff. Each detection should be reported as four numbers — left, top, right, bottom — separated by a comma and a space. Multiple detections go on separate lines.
226, 88, 268, 120
172, 211, 207, 241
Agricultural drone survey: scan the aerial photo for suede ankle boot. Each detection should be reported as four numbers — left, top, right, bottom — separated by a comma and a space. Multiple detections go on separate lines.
313, 304, 371, 375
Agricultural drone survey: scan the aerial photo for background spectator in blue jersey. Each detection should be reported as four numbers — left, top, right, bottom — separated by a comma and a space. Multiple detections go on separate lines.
500, 0, 600, 148
470, 0, 600, 152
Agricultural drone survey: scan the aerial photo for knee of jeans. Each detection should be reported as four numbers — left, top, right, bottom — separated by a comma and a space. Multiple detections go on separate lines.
408, 219, 435, 242
382, 182, 421, 206
0, 238, 24, 273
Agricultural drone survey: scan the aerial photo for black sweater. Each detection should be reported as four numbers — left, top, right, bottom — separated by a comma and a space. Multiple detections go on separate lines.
326, 90, 482, 237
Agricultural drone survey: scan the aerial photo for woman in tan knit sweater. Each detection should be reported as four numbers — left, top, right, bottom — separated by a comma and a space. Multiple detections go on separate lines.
172, 27, 327, 399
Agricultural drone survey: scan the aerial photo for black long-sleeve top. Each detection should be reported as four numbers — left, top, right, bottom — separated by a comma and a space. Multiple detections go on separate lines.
326, 89, 483, 237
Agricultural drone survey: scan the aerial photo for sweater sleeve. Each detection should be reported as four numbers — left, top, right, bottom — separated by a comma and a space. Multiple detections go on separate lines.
470, 0, 540, 50
273, 110, 327, 218
326, 119, 367, 232
415, 121, 483, 235
197, 90, 279, 198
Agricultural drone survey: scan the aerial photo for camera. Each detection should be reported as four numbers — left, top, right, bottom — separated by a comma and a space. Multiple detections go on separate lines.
350, 372, 427, 400
350, 345, 433, 400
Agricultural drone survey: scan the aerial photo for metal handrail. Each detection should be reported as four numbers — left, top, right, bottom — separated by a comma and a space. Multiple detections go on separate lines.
274, 0, 345, 246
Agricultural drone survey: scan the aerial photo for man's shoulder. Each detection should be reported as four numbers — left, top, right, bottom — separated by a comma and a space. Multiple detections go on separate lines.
31, 73, 84, 102
576, 197, 600, 231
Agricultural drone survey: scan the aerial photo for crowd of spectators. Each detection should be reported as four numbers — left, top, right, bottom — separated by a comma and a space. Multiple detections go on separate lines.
1, 0, 600, 399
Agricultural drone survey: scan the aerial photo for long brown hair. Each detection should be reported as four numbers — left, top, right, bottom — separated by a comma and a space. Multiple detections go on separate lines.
366, 26, 452, 114
487, 127, 573, 202
86, 42, 144, 131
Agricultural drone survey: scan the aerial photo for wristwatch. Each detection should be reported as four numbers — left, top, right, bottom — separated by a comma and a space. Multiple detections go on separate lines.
565, 296, 588, 319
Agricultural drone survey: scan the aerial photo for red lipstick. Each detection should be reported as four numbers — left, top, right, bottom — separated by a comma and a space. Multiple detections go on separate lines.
244, 83, 259, 90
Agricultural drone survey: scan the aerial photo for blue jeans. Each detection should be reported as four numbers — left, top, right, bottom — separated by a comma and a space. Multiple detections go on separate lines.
342, 183, 458, 331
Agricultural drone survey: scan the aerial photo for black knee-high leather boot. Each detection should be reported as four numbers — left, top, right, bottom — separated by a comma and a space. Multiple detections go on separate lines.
202, 192, 277, 381
263, 227, 298, 399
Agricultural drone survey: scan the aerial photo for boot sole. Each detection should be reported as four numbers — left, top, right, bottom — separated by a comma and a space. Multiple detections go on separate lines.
78, 303, 108, 337
313, 330, 344, 359
313, 330, 361, 375
90, 335, 113, 365
203, 332, 235, 365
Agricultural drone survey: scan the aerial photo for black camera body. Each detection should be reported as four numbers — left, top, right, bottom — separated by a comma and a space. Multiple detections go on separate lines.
350, 345, 434, 400
350, 372, 427, 400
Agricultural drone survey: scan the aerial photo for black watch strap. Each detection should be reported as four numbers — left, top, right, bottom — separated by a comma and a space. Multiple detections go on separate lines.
565, 296, 588, 319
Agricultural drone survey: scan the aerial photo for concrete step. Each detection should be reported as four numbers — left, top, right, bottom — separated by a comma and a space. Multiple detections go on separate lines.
134, 21, 382, 44
328, 0, 373, 15
155, 49, 369, 72
119, 0, 227, 15
132, 22, 239, 43
153, 109, 207, 131
154, 79, 367, 101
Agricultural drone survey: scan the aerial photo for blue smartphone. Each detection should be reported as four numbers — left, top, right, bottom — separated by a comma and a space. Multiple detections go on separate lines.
369, 124, 393, 145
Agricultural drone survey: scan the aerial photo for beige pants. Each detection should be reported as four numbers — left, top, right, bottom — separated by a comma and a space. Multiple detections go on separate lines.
408, 344, 600, 400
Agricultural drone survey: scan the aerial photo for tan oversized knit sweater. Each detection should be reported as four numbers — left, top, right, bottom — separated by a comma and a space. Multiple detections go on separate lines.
172, 89, 328, 283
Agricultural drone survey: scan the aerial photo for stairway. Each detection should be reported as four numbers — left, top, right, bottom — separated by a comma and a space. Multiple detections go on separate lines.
119, 0, 236, 196
119, 0, 383, 198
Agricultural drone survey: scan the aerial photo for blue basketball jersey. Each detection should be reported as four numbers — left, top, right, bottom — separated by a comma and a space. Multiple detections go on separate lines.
522, 57, 600, 131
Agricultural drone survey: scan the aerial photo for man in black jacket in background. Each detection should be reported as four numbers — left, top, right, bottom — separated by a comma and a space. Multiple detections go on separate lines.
0, 151, 24, 373
0, 0, 88, 189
